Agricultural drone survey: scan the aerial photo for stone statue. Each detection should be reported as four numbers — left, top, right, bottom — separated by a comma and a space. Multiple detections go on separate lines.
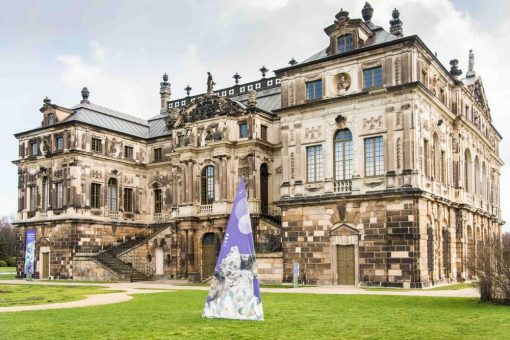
337, 73, 351, 93
466, 49, 476, 77
248, 89, 257, 107
207, 72, 216, 95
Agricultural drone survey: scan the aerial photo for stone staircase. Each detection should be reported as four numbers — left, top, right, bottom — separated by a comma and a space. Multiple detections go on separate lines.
93, 227, 164, 282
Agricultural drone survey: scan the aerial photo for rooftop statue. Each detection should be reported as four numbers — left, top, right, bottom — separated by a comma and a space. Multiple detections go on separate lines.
207, 72, 216, 96
466, 49, 476, 77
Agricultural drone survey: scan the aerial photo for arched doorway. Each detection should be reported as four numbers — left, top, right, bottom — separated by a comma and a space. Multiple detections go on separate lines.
202, 233, 217, 279
260, 164, 269, 214
155, 247, 164, 275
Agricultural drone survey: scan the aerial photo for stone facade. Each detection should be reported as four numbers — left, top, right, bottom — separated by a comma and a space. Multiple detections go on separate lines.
14, 3, 503, 287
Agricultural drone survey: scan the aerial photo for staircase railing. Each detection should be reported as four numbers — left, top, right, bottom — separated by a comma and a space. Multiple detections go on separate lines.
118, 254, 154, 277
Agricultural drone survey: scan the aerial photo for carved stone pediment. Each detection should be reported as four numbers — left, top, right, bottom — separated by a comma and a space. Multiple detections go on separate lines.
166, 95, 246, 129
330, 223, 359, 237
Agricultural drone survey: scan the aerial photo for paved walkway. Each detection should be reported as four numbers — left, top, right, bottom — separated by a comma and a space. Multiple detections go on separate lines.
0, 280, 479, 313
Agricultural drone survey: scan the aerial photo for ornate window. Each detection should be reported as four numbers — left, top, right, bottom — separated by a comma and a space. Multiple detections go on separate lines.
30, 142, 38, 156
334, 129, 353, 180
363, 66, 383, 89
47, 114, 54, 126
56, 182, 63, 209
91, 183, 101, 209
107, 178, 118, 211
201, 166, 215, 204
423, 139, 430, 177
464, 149, 472, 193
364, 136, 384, 176
154, 189, 162, 213
123, 188, 133, 212
306, 145, 323, 182
337, 34, 353, 53
306, 80, 322, 101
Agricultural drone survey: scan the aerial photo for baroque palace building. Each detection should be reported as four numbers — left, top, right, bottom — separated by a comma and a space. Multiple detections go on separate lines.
14, 3, 504, 287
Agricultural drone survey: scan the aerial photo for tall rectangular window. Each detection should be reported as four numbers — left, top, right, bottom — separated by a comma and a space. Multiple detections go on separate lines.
154, 189, 162, 213
123, 188, 133, 212
91, 138, 102, 153
441, 151, 447, 184
307, 145, 323, 182
154, 148, 162, 162
56, 136, 64, 151
306, 80, 322, 101
56, 182, 63, 208
91, 183, 101, 209
29, 186, 37, 211
124, 146, 134, 159
260, 125, 268, 141
42, 177, 49, 210
337, 34, 353, 53
363, 66, 383, 89
423, 139, 430, 177
239, 122, 249, 138
364, 136, 384, 176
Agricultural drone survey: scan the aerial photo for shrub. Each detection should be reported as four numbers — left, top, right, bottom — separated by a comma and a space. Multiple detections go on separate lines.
0, 260, 7, 267
6, 256, 16, 267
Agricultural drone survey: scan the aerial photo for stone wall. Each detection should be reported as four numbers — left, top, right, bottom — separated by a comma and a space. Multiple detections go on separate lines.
257, 252, 283, 284
72, 258, 127, 281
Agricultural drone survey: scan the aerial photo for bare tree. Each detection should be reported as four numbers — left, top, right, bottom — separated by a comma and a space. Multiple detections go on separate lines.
471, 232, 510, 304
0, 216, 15, 258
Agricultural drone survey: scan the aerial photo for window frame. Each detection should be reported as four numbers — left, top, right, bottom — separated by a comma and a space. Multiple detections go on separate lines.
363, 66, 383, 90
260, 125, 268, 141
123, 188, 133, 213
154, 148, 163, 162
90, 183, 101, 209
334, 129, 353, 181
124, 145, 134, 159
201, 165, 215, 205
364, 136, 384, 177
239, 122, 249, 138
91, 138, 102, 153
107, 178, 118, 211
337, 34, 354, 54
154, 189, 162, 213
56, 136, 64, 151
56, 182, 63, 209
306, 79, 323, 101
306, 145, 323, 183
30, 142, 38, 156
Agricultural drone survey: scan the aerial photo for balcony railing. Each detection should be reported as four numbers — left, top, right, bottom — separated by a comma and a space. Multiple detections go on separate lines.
200, 204, 213, 214
106, 210, 120, 219
334, 180, 352, 193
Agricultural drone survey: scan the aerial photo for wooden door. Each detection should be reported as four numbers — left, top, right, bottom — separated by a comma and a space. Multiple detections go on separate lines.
202, 233, 217, 279
42, 252, 49, 279
260, 164, 269, 214
337, 245, 355, 285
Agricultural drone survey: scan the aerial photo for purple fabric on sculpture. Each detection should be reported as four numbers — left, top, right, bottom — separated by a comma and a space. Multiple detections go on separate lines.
203, 176, 264, 320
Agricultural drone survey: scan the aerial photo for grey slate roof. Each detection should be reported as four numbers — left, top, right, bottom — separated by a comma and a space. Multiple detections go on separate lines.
231, 86, 282, 113
68, 102, 150, 138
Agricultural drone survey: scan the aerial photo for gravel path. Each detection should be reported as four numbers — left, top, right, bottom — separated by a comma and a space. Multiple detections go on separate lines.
0, 280, 479, 312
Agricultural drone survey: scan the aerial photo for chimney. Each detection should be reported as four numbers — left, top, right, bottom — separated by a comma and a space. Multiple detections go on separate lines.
160, 73, 171, 113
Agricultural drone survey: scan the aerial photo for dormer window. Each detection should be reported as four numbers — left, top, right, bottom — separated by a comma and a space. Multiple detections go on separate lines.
337, 34, 353, 53
47, 114, 54, 126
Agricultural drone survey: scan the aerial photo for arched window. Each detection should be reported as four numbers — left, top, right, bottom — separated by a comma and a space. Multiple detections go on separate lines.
107, 178, 118, 211
464, 149, 472, 193
201, 166, 214, 204
334, 129, 353, 180
47, 114, 54, 126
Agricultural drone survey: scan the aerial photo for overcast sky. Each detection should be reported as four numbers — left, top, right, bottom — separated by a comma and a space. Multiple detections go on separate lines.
1, 0, 508, 231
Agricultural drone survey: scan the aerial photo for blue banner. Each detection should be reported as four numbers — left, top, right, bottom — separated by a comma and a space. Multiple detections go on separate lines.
24, 229, 36, 275
203, 177, 264, 320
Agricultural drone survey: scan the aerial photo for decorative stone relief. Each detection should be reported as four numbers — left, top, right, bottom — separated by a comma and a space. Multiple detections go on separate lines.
362, 115, 383, 132
304, 126, 322, 141
336, 73, 351, 95
91, 170, 102, 180
395, 111, 402, 127
396, 138, 402, 170
108, 139, 122, 158
289, 81, 295, 106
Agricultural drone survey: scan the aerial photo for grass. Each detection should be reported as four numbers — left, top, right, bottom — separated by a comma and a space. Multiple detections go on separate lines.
0, 285, 119, 307
0, 290, 509, 339
429, 283, 474, 290
364, 282, 475, 292
0, 267, 16, 280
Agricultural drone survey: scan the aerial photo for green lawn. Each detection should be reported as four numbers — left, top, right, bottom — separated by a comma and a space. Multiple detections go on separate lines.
0, 285, 118, 307
0, 267, 16, 280
365, 282, 475, 292
0, 290, 508, 339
